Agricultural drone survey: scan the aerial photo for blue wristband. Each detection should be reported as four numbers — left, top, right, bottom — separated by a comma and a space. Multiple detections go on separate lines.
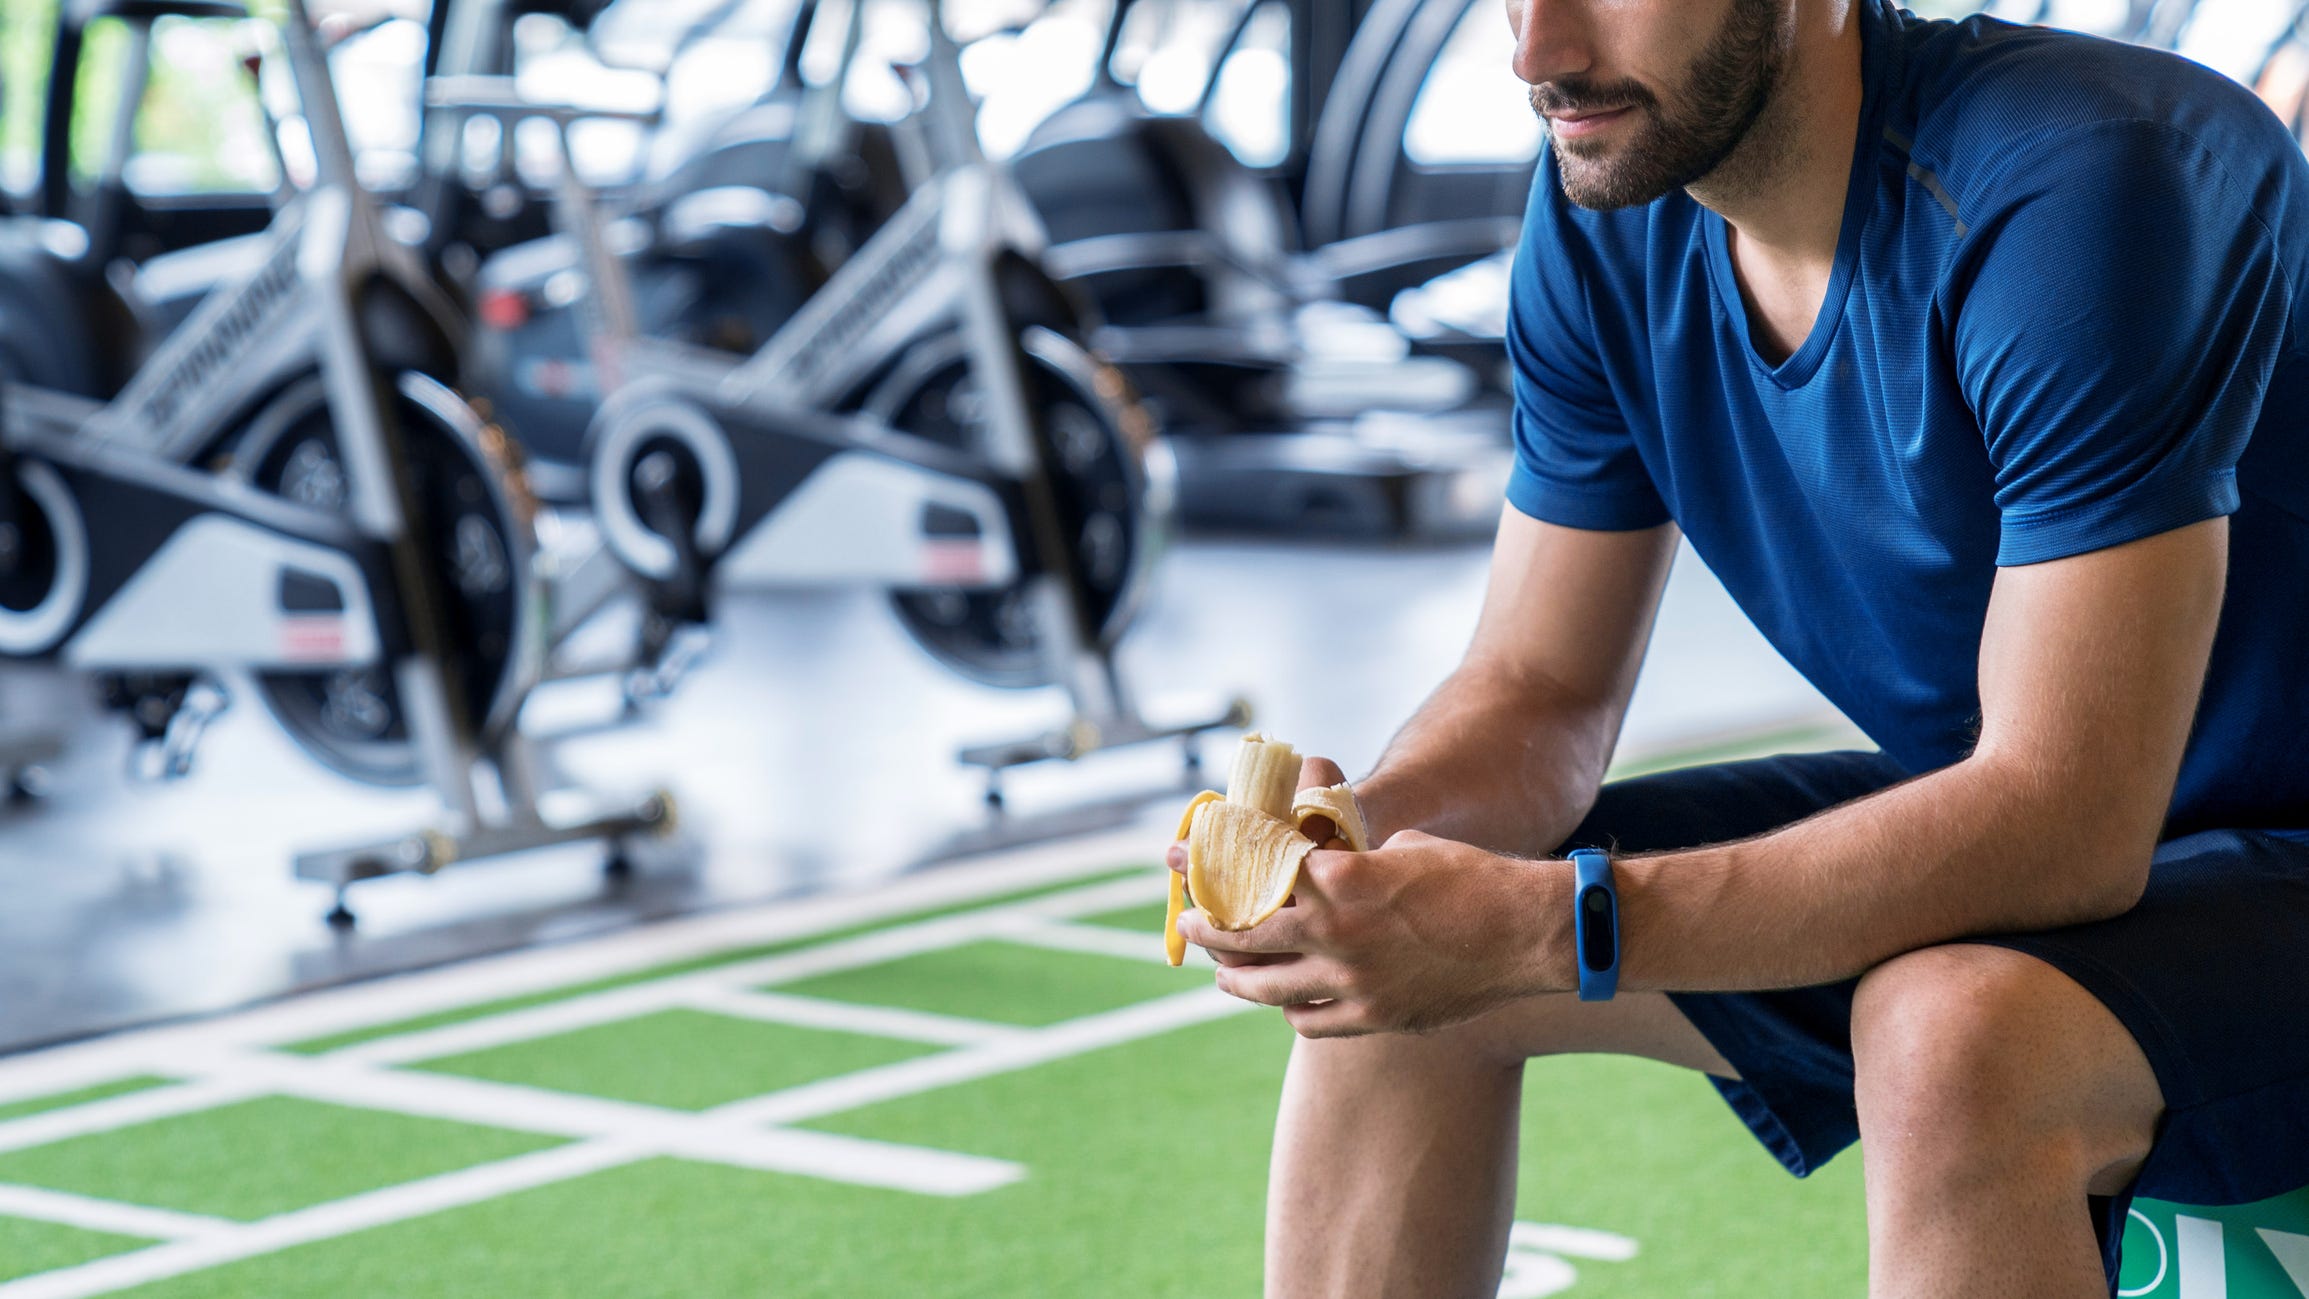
1570, 847, 1620, 1002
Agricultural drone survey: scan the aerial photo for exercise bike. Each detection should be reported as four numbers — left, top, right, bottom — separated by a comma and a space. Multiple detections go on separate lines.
0, 0, 675, 921
429, 0, 1246, 803
455, 0, 906, 497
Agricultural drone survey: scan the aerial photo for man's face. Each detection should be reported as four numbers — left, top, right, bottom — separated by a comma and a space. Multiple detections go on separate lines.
1508, 0, 1792, 210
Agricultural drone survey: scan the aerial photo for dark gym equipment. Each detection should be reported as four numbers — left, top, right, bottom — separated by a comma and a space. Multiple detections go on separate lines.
29, 0, 277, 266
1009, 0, 1524, 539
2, 0, 269, 402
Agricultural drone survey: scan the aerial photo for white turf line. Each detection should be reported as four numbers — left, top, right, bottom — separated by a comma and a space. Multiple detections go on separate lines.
0, 855, 1245, 1298
0, 1142, 647, 1299
0, 821, 1172, 1105
168, 1048, 1026, 1196
333, 872, 1165, 1067
675, 988, 1029, 1047
719, 989, 1249, 1127
997, 917, 1193, 965
0, 1081, 265, 1158
0, 1186, 233, 1244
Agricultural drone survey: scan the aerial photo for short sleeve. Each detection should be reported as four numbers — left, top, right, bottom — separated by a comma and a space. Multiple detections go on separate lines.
1504, 156, 1670, 531
1953, 119, 2289, 567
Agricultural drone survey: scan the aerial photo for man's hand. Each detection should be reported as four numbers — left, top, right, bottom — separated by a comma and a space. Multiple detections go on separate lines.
1172, 826, 1569, 1039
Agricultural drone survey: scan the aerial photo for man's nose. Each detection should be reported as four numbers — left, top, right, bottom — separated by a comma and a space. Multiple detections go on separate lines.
1511, 0, 1594, 87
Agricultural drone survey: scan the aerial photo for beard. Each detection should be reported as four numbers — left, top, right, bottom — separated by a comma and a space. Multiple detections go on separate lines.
1532, 0, 1791, 210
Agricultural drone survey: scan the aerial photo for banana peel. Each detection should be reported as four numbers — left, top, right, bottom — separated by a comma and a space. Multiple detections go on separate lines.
1166, 733, 1371, 965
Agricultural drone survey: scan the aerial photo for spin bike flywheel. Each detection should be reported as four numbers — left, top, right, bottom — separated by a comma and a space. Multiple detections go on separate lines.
0, 466, 58, 631
230, 373, 542, 787
868, 326, 1172, 690
0, 459, 84, 657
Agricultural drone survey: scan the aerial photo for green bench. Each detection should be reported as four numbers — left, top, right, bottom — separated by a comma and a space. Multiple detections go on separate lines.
2119, 1190, 2309, 1297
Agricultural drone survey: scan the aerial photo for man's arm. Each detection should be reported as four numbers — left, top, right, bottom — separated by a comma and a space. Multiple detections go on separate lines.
1185, 517, 2227, 1035
1350, 507, 1679, 858
1609, 516, 2227, 992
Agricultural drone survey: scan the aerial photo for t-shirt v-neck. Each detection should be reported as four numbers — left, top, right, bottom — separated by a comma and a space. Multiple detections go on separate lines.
1701, 15, 1896, 388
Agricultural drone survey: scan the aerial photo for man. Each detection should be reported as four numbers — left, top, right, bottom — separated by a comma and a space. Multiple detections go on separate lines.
1166, 1, 2309, 1295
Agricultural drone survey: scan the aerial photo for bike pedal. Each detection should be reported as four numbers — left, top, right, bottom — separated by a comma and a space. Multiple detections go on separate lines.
623, 624, 712, 706
129, 680, 233, 783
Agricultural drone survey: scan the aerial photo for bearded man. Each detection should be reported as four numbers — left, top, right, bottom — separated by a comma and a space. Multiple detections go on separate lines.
1166, 2, 2309, 1295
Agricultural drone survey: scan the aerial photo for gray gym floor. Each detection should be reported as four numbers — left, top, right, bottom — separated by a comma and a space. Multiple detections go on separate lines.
0, 532, 1846, 1055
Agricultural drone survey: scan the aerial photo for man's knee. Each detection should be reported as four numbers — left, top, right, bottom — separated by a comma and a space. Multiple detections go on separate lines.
1851, 944, 2160, 1192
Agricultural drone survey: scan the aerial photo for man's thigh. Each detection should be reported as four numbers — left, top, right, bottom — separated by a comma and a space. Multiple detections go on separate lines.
1433, 989, 1738, 1077
1574, 754, 2309, 1262
1970, 823, 2309, 1208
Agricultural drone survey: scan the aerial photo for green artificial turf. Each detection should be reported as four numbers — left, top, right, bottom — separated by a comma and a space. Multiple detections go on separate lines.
808, 1016, 1872, 1297
282, 868, 1148, 1056
1605, 719, 1869, 780
0, 1076, 174, 1125
104, 1011, 1295, 1299
1510, 1056, 1869, 1297
107, 1157, 939, 1299
409, 1008, 941, 1111
0, 1215, 154, 1283
1072, 900, 1172, 933
770, 939, 1194, 1027
0, 1096, 562, 1221
106, 1009, 1880, 1297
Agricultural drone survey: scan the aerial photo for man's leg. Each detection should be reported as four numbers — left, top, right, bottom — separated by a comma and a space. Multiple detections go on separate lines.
1261, 750, 1906, 1299
1852, 944, 2163, 1299
1265, 991, 1734, 1299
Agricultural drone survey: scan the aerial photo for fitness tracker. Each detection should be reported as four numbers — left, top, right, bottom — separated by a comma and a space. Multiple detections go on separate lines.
1569, 848, 1621, 1002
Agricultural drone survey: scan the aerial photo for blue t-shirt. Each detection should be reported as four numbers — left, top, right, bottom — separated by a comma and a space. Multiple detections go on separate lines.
1506, 0, 2309, 835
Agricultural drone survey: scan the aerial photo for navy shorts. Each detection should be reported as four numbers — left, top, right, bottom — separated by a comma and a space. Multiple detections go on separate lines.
1558, 750, 2309, 1289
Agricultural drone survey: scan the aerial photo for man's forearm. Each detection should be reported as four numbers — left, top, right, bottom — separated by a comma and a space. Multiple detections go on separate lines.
1354, 662, 1623, 859
1602, 751, 2156, 994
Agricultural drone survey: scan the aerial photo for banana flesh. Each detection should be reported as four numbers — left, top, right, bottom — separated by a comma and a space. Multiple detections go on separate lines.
1187, 801, 1317, 933
1227, 732, 1301, 821
1167, 733, 1372, 963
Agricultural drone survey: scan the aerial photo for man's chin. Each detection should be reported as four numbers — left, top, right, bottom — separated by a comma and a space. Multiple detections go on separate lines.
1556, 159, 1661, 212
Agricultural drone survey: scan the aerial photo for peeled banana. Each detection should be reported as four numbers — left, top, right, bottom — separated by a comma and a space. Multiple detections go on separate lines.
1166, 733, 1372, 965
